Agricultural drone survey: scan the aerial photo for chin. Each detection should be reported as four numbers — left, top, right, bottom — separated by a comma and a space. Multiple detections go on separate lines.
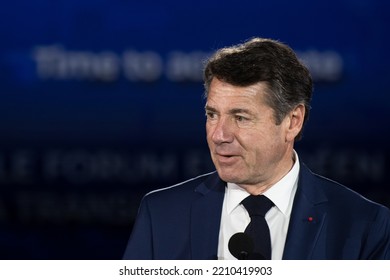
216, 170, 244, 184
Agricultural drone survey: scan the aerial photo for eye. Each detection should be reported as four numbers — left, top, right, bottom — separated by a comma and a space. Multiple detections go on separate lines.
206, 111, 217, 120
235, 115, 248, 122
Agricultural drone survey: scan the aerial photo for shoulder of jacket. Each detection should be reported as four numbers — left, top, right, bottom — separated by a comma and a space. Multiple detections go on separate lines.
145, 171, 217, 198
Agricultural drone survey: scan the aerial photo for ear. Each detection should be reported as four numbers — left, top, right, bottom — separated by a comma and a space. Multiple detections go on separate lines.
285, 104, 305, 142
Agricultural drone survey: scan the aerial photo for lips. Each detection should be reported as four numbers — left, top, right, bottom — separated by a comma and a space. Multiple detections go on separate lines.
214, 152, 240, 164
216, 152, 235, 157
214, 146, 240, 156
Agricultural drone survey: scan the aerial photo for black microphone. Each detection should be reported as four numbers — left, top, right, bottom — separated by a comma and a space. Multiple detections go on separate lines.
228, 232, 254, 260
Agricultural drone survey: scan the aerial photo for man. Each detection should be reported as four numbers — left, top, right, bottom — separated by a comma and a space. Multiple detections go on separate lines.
123, 37, 390, 259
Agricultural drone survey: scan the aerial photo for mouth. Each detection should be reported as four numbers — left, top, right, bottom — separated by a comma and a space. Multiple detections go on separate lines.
216, 152, 236, 157
214, 153, 240, 164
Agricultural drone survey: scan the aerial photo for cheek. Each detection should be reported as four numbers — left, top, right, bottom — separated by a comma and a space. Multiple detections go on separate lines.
205, 125, 213, 140
239, 129, 278, 156
238, 128, 268, 147
205, 126, 216, 148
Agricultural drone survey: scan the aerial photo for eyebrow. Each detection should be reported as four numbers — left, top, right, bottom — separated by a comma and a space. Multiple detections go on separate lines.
205, 105, 217, 112
228, 108, 252, 115
205, 105, 253, 115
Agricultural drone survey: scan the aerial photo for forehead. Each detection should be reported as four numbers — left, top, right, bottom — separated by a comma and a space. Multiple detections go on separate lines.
206, 78, 270, 110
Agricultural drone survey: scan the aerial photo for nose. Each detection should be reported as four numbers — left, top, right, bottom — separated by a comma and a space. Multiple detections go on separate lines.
209, 117, 234, 145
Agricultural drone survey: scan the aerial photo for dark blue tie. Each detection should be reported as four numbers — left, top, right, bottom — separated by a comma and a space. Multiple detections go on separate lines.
241, 195, 274, 260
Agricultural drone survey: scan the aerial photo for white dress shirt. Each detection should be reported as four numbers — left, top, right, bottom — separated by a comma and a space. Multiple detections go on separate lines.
217, 151, 300, 260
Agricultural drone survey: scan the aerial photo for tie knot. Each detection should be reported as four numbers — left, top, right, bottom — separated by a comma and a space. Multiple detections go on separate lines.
241, 195, 274, 217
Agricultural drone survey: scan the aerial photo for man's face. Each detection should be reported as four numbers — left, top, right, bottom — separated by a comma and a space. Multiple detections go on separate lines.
205, 78, 293, 188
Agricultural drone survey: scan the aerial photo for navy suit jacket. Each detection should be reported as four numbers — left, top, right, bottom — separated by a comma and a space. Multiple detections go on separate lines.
123, 163, 390, 259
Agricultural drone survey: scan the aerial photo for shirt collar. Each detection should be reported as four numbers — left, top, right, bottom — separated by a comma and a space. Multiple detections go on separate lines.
225, 151, 300, 216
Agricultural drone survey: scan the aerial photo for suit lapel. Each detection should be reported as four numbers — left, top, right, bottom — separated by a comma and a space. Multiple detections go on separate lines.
283, 164, 328, 259
189, 165, 330, 259
190, 172, 225, 259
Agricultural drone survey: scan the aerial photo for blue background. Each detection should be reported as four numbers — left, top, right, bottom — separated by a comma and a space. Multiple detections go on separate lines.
0, 0, 389, 259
